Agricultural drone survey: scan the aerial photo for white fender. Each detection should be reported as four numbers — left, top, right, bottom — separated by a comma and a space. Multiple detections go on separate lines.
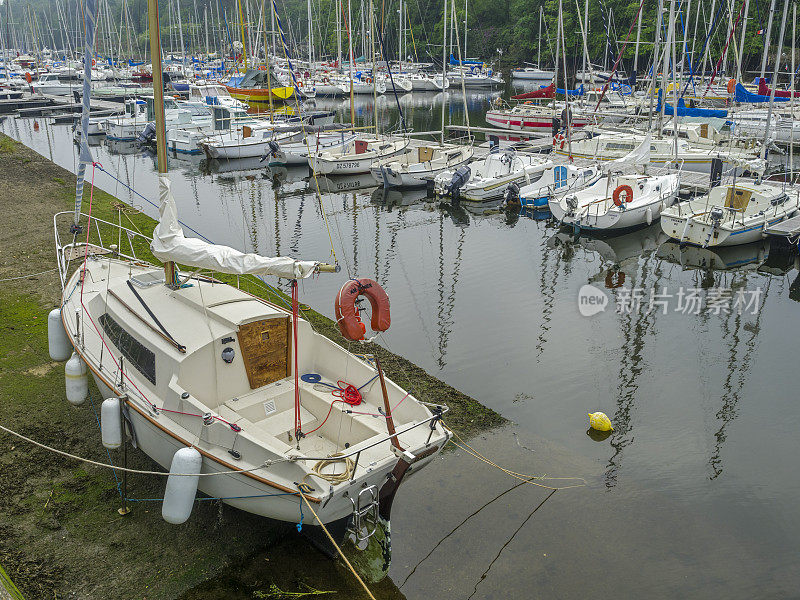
48, 308, 72, 361
645, 207, 653, 226
101, 397, 122, 449
65, 352, 88, 406
162, 447, 202, 525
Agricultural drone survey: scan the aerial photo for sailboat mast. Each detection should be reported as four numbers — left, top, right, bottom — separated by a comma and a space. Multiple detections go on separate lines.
759, 0, 776, 80
762, 0, 789, 154
440, 0, 447, 144
238, 0, 247, 69
633, 0, 641, 74
463, 0, 467, 59
736, 0, 750, 83
347, 0, 355, 128
307, 0, 313, 69
147, 0, 175, 284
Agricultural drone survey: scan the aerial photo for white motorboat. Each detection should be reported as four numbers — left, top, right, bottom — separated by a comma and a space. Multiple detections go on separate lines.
32, 73, 78, 96
513, 164, 603, 208
188, 82, 247, 109
199, 125, 304, 160
660, 180, 800, 246
370, 143, 474, 188
308, 136, 410, 175
511, 67, 554, 82
434, 149, 551, 201
385, 73, 413, 93
549, 173, 681, 231
313, 76, 349, 96
408, 73, 449, 91
105, 96, 188, 141
447, 70, 504, 88
264, 131, 358, 166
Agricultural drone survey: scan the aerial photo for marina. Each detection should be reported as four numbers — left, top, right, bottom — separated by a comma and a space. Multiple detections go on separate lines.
2, 0, 800, 597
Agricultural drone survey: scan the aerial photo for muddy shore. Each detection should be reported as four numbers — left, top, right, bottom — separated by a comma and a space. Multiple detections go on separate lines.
0, 134, 503, 599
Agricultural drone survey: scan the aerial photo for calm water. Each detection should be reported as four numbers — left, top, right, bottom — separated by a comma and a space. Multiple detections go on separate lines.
4, 84, 800, 598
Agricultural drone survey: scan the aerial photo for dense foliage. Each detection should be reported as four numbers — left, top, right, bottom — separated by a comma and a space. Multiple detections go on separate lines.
2, 0, 795, 73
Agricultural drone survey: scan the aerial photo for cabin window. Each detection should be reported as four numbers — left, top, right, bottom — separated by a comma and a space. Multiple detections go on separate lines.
99, 313, 157, 385
606, 143, 635, 151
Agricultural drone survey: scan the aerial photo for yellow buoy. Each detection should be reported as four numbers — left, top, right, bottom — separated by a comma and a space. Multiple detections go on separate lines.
588, 412, 614, 432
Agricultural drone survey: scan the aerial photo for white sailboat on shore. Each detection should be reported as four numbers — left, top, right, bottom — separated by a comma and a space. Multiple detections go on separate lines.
50, 0, 450, 555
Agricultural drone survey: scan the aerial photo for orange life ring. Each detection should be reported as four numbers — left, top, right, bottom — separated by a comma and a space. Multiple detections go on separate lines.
612, 184, 634, 206
91, 58, 96, 66
605, 270, 626, 289
727, 78, 736, 94
335, 278, 391, 341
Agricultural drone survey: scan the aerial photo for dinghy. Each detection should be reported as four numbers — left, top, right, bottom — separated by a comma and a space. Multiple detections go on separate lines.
370, 143, 474, 188
434, 149, 551, 202
308, 136, 410, 175
511, 164, 603, 208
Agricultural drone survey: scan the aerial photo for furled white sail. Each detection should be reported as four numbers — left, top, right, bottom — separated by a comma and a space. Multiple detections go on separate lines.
605, 133, 651, 172
151, 176, 318, 279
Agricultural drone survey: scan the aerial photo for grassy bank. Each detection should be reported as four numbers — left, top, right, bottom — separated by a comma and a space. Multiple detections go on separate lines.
0, 133, 503, 599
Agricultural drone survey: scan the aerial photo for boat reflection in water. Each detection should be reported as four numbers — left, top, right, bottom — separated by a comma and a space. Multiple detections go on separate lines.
315, 173, 379, 194
657, 239, 773, 272
370, 186, 428, 212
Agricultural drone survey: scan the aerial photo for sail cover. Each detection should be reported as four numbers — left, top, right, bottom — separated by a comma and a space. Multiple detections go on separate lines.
512, 83, 554, 100
734, 82, 789, 103
151, 176, 318, 279
758, 77, 800, 98
605, 133, 651, 171
656, 90, 728, 117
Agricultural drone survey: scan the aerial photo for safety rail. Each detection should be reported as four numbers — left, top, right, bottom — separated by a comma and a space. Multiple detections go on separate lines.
54, 210, 157, 288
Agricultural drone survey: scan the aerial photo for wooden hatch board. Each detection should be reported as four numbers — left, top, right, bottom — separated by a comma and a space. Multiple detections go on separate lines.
238, 317, 291, 389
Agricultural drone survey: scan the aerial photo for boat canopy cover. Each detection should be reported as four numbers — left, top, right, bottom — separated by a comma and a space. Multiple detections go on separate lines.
556, 84, 584, 96
734, 82, 789, 103
656, 90, 728, 117
449, 54, 483, 66
512, 83, 554, 100
757, 77, 800, 98
603, 132, 651, 172
128, 59, 145, 67
151, 176, 318, 279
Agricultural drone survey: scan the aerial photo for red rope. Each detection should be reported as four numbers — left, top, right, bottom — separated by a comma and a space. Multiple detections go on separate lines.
291, 280, 301, 437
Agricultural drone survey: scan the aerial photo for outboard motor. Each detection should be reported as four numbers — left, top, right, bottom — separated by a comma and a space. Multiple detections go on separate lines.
709, 206, 725, 224
446, 165, 471, 200
504, 182, 520, 208
137, 121, 157, 144
260, 140, 282, 163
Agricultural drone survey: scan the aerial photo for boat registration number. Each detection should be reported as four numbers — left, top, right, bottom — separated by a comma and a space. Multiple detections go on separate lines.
337, 162, 360, 170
